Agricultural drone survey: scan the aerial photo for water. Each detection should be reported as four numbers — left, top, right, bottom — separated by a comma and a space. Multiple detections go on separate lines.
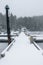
0, 43, 8, 54
37, 43, 43, 49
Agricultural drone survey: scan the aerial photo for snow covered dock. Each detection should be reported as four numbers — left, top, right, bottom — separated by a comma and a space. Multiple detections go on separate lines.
0, 32, 43, 65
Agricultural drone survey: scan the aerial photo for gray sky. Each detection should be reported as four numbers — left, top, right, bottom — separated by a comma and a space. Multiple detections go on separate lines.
0, 0, 43, 17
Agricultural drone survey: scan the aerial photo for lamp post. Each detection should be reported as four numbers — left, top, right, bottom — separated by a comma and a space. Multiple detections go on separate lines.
5, 5, 11, 45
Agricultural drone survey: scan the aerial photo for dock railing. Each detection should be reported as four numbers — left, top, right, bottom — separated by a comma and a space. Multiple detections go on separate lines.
1, 39, 15, 57
30, 36, 42, 51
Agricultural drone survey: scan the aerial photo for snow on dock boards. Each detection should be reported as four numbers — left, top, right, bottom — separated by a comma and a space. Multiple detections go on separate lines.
0, 32, 43, 65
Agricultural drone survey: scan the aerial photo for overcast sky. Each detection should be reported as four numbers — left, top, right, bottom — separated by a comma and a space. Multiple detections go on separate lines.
0, 0, 43, 17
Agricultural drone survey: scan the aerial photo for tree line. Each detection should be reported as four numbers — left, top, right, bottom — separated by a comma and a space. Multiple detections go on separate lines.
0, 13, 43, 31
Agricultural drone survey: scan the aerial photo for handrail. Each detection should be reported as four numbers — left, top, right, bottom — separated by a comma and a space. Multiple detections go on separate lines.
33, 41, 42, 50
29, 36, 42, 50
1, 39, 15, 57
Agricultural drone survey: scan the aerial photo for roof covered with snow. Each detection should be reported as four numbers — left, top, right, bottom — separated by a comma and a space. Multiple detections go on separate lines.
0, 32, 43, 65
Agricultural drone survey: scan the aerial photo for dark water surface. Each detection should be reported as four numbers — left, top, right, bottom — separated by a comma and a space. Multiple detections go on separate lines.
0, 43, 8, 53
37, 43, 43, 49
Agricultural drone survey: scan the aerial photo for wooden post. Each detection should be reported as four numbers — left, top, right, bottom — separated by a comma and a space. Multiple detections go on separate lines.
5, 5, 11, 45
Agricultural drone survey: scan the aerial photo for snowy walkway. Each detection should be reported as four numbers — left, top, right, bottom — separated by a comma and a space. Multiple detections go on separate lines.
0, 32, 43, 65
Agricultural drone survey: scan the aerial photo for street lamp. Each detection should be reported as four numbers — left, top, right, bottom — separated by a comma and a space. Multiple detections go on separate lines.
5, 5, 11, 45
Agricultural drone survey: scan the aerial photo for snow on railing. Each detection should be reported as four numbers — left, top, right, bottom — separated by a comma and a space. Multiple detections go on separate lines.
1, 40, 15, 57
29, 36, 43, 55
33, 41, 42, 50
30, 36, 42, 50
33, 41, 43, 55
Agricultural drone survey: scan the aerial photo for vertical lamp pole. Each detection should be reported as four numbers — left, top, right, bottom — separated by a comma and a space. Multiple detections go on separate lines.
5, 5, 11, 45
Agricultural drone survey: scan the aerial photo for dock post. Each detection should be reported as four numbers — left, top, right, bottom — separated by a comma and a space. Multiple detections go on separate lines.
5, 5, 11, 45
